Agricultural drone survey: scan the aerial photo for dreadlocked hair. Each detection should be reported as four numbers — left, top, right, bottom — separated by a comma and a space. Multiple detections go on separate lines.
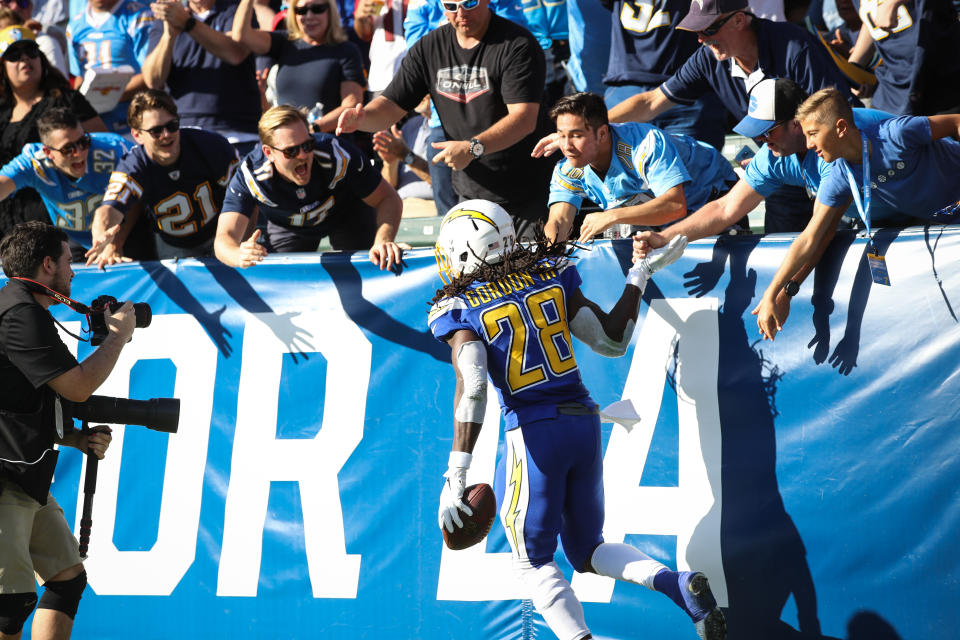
430, 233, 580, 305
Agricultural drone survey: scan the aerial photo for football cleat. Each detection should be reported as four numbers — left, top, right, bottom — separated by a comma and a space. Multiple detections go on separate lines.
678, 572, 726, 640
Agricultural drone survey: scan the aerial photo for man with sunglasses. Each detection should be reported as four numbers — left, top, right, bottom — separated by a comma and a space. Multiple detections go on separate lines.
338, 0, 554, 239
215, 104, 402, 269
632, 78, 891, 259
87, 89, 240, 265
0, 108, 129, 259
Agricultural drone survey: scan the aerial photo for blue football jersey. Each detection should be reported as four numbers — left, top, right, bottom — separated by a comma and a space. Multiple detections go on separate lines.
101, 128, 239, 247
521, 0, 568, 49
221, 133, 381, 235
604, 0, 702, 86
548, 122, 735, 213
428, 260, 594, 430
0, 133, 129, 239
66, 0, 155, 132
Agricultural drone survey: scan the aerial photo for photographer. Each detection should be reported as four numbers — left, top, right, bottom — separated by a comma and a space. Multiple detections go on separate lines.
0, 221, 134, 640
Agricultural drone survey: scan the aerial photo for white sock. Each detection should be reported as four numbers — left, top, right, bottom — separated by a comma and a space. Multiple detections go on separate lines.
588, 542, 668, 590
513, 559, 591, 640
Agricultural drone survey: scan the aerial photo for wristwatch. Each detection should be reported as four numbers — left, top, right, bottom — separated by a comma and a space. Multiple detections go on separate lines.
468, 138, 484, 159
183, 16, 197, 32
402, 150, 416, 166
783, 280, 800, 297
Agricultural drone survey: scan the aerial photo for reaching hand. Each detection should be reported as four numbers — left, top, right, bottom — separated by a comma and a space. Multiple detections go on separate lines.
577, 211, 614, 244
641, 234, 688, 274
632, 230, 667, 262
336, 103, 365, 135
431, 140, 473, 171
438, 452, 473, 533
372, 125, 407, 163
369, 240, 402, 271
237, 228, 267, 268
85, 226, 131, 269
752, 292, 791, 341
531, 132, 560, 158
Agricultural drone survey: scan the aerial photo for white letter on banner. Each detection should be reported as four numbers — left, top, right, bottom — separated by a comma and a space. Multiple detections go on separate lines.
80, 314, 215, 595
217, 309, 368, 598
437, 381, 526, 601
571, 298, 727, 606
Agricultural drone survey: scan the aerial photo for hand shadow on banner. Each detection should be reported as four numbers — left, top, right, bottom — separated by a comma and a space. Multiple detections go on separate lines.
319, 252, 447, 363
923, 225, 958, 323
808, 228, 902, 376
846, 611, 903, 640
680, 234, 763, 299
202, 260, 315, 361
140, 261, 233, 357
714, 239, 840, 640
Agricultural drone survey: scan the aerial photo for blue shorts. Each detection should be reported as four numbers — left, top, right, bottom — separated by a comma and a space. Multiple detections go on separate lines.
495, 412, 604, 571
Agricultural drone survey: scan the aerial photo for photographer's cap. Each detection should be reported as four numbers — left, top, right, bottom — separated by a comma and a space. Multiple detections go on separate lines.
0, 25, 36, 58
677, 0, 748, 32
733, 77, 808, 138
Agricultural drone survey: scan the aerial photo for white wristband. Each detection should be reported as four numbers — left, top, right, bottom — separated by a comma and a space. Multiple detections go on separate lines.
448, 451, 472, 470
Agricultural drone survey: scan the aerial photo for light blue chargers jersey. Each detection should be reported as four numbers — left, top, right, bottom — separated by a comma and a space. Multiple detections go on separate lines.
67, 0, 154, 132
520, 0, 568, 50
548, 122, 736, 213
428, 260, 593, 430
744, 108, 894, 200
0, 133, 130, 243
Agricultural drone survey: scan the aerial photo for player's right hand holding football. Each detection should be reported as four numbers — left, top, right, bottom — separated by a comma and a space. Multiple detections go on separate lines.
438, 451, 473, 532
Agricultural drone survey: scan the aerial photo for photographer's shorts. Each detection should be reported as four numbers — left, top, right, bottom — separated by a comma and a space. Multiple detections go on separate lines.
0, 480, 81, 593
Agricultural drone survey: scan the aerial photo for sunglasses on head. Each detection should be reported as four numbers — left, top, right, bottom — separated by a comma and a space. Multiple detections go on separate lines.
294, 3, 329, 15
140, 118, 180, 137
698, 10, 740, 37
268, 138, 316, 159
3, 42, 41, 63
46, 132, 91, 156
441, 0, 480, 11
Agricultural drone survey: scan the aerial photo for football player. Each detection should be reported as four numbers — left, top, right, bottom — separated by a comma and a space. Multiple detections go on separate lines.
86, 89, 240, 266
429, 200, 726, 640
0, 107, 129, 259
214, 104, 402, 270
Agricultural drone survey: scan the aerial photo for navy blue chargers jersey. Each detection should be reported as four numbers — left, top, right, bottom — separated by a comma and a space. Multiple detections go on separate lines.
221, 133, 381, 236
428, 260, 595, 430
101, 128, 239, 247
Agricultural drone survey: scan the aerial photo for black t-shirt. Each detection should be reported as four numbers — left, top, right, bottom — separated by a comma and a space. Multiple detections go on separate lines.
0, 280, 78, 502
267, 33, 366, 113
382, 14, 553, 210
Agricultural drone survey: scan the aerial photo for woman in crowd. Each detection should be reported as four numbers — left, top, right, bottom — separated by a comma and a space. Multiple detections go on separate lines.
0, 24, 105, 237
232, 0, 364, 133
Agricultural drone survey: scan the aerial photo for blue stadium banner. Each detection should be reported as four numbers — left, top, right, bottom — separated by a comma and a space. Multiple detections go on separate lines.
7, 228, 958, 639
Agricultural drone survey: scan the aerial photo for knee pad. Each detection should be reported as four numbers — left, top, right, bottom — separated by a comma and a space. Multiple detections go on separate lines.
513, 559, 590, 640
0, 592, 38, 634
37, 570, 87, 620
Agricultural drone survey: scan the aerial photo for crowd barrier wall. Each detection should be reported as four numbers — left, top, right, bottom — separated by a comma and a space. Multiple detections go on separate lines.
8, 228, 959, 639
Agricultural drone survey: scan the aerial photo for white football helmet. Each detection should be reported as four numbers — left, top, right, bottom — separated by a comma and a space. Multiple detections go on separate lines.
434, 200, 516, 284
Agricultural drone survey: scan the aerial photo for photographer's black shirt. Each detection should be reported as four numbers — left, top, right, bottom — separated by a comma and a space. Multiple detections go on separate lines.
0, 279, 78, 502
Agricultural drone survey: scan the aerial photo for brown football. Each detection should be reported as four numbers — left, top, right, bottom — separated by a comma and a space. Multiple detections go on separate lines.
441, 483, 497, 550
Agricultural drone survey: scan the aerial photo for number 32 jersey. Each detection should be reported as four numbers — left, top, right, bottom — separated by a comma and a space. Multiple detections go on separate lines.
428, 260, 594, 430
101, 128, 239, 247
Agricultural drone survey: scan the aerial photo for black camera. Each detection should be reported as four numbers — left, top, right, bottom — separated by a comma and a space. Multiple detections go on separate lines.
67, 395, 180, 433
88, 295, 152, 346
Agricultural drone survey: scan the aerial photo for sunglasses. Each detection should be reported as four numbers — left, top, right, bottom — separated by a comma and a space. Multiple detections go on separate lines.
3, 42, 41, 63
294, 3, 329, 15
46, 132, 91, 156
268, 138, 316, 159
757, 120, 788, 141
441, 0, 480, 11
140, 118, 180, 138
698, 11, 740, 37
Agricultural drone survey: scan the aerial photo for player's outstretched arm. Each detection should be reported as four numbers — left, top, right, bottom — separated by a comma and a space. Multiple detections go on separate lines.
215, 211, 267, 268
633, 179, 764, 260
439, 329, 486, 532
569, 236, 688, 357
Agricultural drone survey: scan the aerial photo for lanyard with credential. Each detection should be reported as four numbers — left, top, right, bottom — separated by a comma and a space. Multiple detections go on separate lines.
841, 134, 891, 285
